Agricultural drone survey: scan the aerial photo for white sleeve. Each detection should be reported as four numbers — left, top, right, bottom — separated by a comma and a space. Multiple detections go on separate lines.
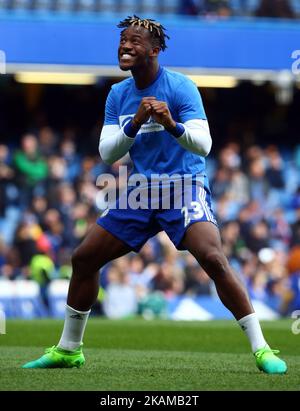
176, 119, 212, 157
99, 124, 135, 165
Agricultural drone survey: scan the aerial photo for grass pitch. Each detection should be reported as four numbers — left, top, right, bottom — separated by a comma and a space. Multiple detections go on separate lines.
0, 318, 299, 391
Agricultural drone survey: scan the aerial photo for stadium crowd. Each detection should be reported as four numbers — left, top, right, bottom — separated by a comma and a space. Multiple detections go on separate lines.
1, 0, 299, 19
180, 0, 299, 18
1, 128, 300, 317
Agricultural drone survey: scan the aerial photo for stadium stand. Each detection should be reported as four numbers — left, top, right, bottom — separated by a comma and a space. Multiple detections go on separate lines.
0, 0, 299, 17
0, 279, 48, 317
1, 101, 300, 318
47, 279, 69, 317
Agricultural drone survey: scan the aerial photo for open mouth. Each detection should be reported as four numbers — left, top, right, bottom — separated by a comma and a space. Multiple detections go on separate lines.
120, 53, 135, 62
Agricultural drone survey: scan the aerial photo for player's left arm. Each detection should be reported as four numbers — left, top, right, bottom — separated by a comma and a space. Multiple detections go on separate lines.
150, 80, 212, 157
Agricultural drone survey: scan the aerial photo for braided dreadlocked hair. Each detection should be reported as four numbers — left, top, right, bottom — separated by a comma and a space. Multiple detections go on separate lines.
117, 15, 170, 51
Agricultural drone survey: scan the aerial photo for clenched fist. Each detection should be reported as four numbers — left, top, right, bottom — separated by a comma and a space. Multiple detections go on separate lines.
149, 101, 176, 131
132, 97, 157, 128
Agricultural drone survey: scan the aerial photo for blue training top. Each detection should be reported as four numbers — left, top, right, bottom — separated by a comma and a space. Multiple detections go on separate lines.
104, 66, 207, 179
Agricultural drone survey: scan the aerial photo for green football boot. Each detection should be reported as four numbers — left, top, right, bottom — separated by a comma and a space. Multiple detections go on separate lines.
254, 347, 287, 374
22, 345, 85, 369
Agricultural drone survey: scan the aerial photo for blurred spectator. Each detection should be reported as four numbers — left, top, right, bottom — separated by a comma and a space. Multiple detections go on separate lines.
60, 139, 81, 182
128, 255, 155, 297
221, 220, 246, 259
48, 156, 67, 182
184, 261, 213, 295
179, 0, 232, 16
255, 0, 296, 18
179, 0, 200, 15
30, 196, 48, 226
291, 187, 300, 210
211, 167, 231, 200
29, 253, 56, 306
151, 261, 185, 298
14, 220, 40, 267
1, 129, 300, 319
265, 146, 285, 190
227, 169, 250, 205
285, 246, 300, 312
269, 208, 291, 247
38, 126, 57, 156
219, 144, 241, 170
103, 264, 137, 318
248, 268, 269, 300
1, 0, 298, 18
42, 208, 65, 257
246, 220, 270, 252
248, 158, 268, 204
291, 208, 300, 246
14, 134, 48, 207
0, 144, 15, 217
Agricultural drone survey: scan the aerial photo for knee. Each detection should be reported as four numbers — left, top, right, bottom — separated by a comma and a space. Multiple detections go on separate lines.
71, 247, 89, 274
71, 245, 106, 277
201, 249, 229, 279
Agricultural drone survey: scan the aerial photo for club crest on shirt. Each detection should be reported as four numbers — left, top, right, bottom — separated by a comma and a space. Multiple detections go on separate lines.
119, 114, 164, 133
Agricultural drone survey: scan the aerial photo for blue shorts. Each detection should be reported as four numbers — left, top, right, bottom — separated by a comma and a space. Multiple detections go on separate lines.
97, 181, 217, 252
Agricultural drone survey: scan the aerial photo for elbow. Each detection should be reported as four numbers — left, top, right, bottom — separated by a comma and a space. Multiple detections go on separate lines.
191, 134, 212, 157
183, 120, 212, 157
99, 142, 115, 165
181, 123, 212, 157
200, 136, 212, 157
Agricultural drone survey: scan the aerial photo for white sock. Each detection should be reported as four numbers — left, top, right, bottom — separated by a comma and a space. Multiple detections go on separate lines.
58, 305, 91, 351
238, 313, 269, 353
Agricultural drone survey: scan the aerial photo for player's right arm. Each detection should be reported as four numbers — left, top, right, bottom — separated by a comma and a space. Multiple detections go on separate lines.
99, 92, 155, 165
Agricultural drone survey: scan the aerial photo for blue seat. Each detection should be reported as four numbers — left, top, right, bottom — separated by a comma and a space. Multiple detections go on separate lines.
47, 279, 69, 318
8, 0, 33, 10
230, 0, 260, 15
119, 0, 137, 13
14, 280, 48, 318
290, 0, 300, 14
0, 280, 16, 318
96, 0, 116, 12
0, 300, 15, 318
14, 297, 48, 318
55, 0, 76, 12
33, 0, 54, 12
77, 0, 95, 12
0, 0, 10, 10
161, 0, 178, 14
139, 0, 161, 14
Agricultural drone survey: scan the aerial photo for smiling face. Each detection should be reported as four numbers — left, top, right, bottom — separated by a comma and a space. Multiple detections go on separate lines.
118, 25, 160, 71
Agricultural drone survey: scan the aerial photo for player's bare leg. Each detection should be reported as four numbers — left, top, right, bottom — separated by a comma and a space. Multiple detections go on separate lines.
22, 224, 131, 369
181, 221, 253, 320
68, 224, 132, 311
181, 221, 287, 374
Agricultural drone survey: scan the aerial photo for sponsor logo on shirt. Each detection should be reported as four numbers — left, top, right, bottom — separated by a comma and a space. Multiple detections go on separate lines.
119, 114, 164, 133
